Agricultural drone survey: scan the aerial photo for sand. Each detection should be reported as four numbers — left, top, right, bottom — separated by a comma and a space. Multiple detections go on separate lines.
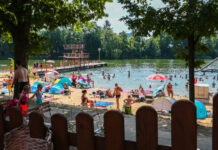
0, 78, 214, 127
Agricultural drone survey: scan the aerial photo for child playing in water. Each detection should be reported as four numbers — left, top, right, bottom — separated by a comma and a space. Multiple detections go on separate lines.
123, 95, 135, 115
19, 85, 30, 115
81, 90, 88, 106
30, 84, 43, 105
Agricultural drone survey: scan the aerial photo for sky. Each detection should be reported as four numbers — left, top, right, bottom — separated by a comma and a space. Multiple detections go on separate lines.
97, 0, 164, 34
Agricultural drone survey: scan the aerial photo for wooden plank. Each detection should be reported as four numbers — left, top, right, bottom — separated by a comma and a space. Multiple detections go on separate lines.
51, 114, 69, 150
0, 105, 5, 150
213, 93, 218, 150
136, 106, 158, 150
76, 112, 95, 150
104, 110, 124, 150
9, 106, 23, 130
172, 100, 196, 150
29, 111, 47, 139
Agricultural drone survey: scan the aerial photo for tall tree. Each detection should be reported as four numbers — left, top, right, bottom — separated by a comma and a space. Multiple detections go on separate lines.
119, 0, 218, 102
103, 20, 112, 30
0, 0, 111, 67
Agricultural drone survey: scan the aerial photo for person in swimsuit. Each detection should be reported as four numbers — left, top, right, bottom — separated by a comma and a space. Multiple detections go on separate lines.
12, 60, 29, 99
72, 72, 77, 87
81, 90, 88, 106
30, 84, 43, 105
123, 95, 135, 115
113, 83, 123, 110
167, 82, 174, 97
7, 76, 13, 96
19, 85, 30, 115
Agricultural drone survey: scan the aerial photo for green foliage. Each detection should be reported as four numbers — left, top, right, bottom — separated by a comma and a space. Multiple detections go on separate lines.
0, 0, 112, 63
0, 22, 218, 60
118, 0, 218, 67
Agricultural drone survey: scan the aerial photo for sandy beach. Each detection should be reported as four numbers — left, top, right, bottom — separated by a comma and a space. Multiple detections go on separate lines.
28, 79, 213, 127
0, 77, 214, 127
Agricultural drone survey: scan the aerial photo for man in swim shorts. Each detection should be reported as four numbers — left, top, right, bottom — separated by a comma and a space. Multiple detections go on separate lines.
123, 95, 135, 115
12, 60, 29, 99
113, 83, 123, 110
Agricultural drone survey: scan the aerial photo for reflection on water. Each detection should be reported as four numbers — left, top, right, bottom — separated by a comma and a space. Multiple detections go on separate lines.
64, 59, 216, 97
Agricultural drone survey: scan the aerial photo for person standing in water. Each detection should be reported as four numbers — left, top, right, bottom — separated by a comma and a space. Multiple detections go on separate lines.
113, 83, 123, 110
167, 82, 174, 97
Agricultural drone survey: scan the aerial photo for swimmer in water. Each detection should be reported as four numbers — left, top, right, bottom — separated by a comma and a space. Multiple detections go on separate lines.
107, 73, 111, 80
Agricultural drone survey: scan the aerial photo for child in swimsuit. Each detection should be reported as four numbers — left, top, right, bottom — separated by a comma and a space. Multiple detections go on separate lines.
30, 84, 43, 105
7, 76, 13, 96
123, 95, 135, 115
19, 85, 30, 115
81, 90, 88, 106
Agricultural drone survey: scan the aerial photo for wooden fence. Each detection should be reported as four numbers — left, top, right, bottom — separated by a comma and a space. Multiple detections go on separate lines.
0, 93, 217, 150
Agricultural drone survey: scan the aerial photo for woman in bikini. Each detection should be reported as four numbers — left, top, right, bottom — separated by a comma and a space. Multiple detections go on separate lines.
81, 90, 88, 107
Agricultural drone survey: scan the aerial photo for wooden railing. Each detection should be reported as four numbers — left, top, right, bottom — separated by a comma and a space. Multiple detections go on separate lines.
0, 93, 217, 150
63, 53, 89, 59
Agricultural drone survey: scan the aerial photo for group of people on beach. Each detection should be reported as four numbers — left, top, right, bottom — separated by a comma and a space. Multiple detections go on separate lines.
81, 82, 135, 114
5, 61, 44, 115
3, 60, 217, 117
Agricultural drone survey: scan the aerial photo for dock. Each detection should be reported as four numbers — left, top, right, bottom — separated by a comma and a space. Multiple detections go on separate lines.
196, 57, 218, 73
36, 62, 107, 76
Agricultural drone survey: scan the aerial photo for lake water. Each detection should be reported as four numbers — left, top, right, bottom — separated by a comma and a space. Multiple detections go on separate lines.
64, 59, 217, 97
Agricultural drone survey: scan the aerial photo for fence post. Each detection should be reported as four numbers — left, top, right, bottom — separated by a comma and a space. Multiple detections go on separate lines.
104, 110, 124, 150
51, 114, 69, 150
29, 112, 47, 139
136, 106, 158, 150
213, 93, 218, 150
9, 107, 23, 130
0, 105, 5, 150
172, 100, 196, 150
76, 112, 95, 150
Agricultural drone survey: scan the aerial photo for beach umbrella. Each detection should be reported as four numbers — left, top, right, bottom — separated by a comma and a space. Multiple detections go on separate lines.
46, 60, 55, 63
146, 74, 168, 80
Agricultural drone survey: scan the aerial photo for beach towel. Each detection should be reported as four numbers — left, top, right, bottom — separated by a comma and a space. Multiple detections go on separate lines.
0, 90, 9, 93
94, 101, 115, 107
121, 91, 131, 94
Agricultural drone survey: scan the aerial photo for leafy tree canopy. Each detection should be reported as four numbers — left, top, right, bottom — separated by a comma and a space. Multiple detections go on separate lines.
119, 0, 218, 66
0, 0, 112, 66
118, 0, 218, 102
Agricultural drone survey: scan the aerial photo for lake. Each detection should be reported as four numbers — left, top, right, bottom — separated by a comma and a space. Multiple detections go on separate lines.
63, 59, 217, 97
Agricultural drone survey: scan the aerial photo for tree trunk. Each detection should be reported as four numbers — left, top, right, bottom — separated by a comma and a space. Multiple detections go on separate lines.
12, 26, 30, 99
188, 34, 195, 103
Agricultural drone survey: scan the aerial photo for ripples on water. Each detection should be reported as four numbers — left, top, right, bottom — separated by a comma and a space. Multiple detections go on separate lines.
64, 59, 217, 97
